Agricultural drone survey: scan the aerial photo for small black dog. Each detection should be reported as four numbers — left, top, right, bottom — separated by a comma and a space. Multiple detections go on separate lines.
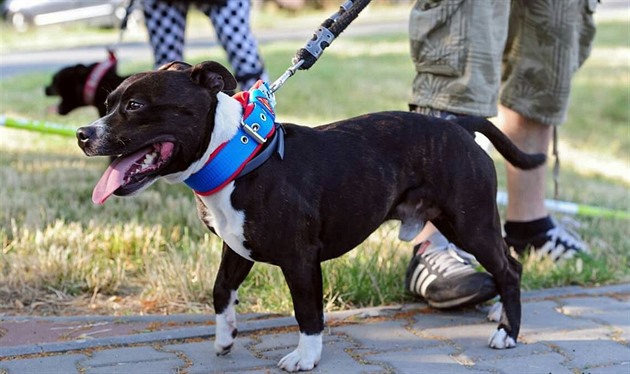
76, 61, 546, 371
45, 58, 127, 117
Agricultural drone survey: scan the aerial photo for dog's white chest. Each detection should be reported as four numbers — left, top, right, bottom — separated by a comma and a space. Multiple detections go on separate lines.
198, 183, 253, 261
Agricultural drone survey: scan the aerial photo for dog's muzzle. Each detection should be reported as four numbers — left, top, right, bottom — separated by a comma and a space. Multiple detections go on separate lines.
76, 125, 101, 154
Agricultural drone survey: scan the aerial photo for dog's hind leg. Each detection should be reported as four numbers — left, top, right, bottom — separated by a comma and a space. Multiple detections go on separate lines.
468, 230, 522, 349
488, 252, 522, 348
277, 257, 324, 372
213, 243, 254, 356
443, 205, 521, 349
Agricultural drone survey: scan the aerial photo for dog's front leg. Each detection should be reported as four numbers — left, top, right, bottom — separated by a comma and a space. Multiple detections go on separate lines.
277, 260, 324, 372
213, 243, 254, 356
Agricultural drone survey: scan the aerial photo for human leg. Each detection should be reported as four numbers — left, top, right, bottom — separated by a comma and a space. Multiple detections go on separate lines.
498, 0, 596, 261
404, 109, 498, 308
409, 0, 509, 117
498, 106, 589, 260
201, 0, 267, 90
405, 0, 510, 308
497, 106, 550, 221
142, 0, 188, 68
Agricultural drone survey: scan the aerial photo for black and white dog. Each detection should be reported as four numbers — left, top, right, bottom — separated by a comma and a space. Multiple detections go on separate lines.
76, 61, 544, 371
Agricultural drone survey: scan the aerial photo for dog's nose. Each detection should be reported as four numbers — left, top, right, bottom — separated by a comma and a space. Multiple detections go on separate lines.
76, 126, 96, 146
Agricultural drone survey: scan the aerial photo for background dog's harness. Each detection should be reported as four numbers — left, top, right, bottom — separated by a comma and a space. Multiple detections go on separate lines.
184, 81, 284, 195
83, 50, 117, 106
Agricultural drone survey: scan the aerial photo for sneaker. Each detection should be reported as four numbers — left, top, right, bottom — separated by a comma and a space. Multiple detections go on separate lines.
505, 223, 589, 262
404, 232, 498, 309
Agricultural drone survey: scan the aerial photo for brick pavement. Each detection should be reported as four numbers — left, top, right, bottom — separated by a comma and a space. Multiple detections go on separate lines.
1, 283, 628, 373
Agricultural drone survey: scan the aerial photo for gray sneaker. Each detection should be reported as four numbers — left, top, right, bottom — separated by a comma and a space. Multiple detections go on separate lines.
405, 232, 498, 309
505, 222, 589, 262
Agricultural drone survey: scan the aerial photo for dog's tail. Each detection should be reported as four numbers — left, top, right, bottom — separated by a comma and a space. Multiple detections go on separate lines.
454, 116, 546, 170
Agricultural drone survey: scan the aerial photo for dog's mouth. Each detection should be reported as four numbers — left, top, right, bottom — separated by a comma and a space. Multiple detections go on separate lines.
92, 142, 175, 205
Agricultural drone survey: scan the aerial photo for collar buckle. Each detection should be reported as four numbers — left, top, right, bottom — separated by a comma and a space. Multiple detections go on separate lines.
242, 122, 267, 144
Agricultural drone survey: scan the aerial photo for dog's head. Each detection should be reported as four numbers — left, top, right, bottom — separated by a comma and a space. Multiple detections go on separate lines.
76, 61, 239, 204
45, 63, 96, 115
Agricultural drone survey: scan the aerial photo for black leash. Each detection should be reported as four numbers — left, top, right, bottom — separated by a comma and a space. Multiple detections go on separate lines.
269, 0, 372, 93
111, 0, 137, 52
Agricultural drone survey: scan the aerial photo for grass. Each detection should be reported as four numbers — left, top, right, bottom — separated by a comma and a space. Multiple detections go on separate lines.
0, 13, 629, 317
565, 21, 630, 158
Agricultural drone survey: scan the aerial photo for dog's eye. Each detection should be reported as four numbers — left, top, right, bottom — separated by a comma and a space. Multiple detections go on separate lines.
126, 100, 144, 111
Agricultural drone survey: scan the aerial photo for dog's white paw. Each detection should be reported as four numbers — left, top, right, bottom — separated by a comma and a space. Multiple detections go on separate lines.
214, 292, 238, 356
488, 327, 516, 349
277, 333, 322, 372
487, 301, 503, 322
214, 312, 237, 355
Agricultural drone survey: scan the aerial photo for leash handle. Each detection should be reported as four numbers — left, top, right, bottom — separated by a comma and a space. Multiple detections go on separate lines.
328, 0, 372, 37
269, 0, 371, 94
292, 0, 372, 70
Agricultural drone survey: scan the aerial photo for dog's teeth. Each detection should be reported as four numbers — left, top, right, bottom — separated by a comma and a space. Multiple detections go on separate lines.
124, 151, 160, 184
140, 152, 158, 170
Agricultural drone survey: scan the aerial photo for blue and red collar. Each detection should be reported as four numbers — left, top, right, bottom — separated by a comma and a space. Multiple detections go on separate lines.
184, 81, 283, 195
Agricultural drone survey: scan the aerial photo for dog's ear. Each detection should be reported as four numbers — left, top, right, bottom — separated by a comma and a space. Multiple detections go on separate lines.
158, 61, 192, 71
190, 61, 238, 94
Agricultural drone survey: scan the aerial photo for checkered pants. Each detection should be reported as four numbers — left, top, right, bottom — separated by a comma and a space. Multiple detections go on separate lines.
143, 0, 267, 90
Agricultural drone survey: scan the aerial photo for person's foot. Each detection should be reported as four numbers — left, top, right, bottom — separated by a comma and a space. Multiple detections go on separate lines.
505, 221, 589, 262
405, 232, 498, 309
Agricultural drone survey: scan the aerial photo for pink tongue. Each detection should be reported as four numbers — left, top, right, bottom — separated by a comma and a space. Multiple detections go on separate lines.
92, 147, 151, 205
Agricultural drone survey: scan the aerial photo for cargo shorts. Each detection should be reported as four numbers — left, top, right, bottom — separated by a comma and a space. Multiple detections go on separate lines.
409, 0, 597, 126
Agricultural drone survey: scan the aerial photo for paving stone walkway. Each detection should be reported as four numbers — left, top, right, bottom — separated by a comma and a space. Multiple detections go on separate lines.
1, 283, 628, 373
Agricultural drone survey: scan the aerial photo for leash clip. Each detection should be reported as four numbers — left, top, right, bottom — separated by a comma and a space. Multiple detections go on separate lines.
269, 59, 304, 94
